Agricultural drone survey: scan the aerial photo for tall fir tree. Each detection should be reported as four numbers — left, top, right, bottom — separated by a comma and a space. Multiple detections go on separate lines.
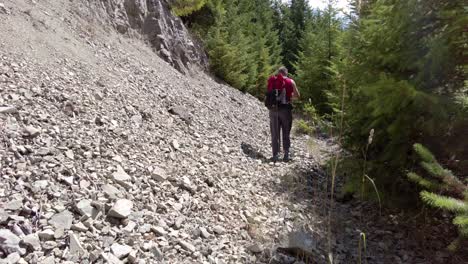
295, 4, 343, 114
190, 0, 282, 94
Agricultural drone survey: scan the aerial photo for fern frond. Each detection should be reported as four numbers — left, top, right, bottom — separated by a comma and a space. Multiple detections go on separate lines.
413, 143, 436, 163
407, 172, 439, 190
420, 191, 468, 213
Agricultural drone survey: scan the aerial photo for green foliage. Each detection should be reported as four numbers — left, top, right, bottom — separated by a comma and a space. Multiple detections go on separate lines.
454, 216, 468, 236
272, 0, 310, 74
327, 0, 468, 203
295, 6, 343, 114
302, 102, 319, 123
420, 191, 468, 213
171, 0, 208, 16
295, 119, 313, 135
407, 172, 438, 190
194, 0, 282, 94
409, 144, 468, 250
413, 143, 437, 163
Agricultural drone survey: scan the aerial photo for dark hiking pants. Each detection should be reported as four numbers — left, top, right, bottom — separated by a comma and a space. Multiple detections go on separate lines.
269, 106, 293, 157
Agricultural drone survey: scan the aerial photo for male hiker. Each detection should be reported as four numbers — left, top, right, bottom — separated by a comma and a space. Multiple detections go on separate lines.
266, 66, 300, 162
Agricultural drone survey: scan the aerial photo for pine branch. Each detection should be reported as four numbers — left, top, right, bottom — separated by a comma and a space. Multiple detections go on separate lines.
407, 172, 439, 190
420, 191, 468, 213
413, 143, 437, 163
453, 215, 468, 237
420, 161, 445, 179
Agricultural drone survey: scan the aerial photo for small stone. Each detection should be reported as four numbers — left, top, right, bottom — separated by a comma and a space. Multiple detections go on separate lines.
23, 126, 40, 138
128, 250, 138, 263
36, 147, 52, 156
49, 210, 73, 230
151, 167, 168, 182
113, 166, 131, 181
39, 256, 55, 264
90, 249, 102, 262
5, 200, 22, 211
179, 176, 195, 194
171, 139, 180, 150
102, 184, 122, 199
123, 221, 136, 233
112, 166, 132, 189
174, 218, 183, 230
247, 244, 263, 253
62, 176, 74, 186
0, 209, 9, 223
10, 224, 24, 237
111, 243, 132, 259
199, 227, 210, 239
108, 199, 133, 219
65, 149, 74, 159
4, 252, 21, 264
54, 228, 65, 239
0, 229, 23, 255
150, 226, 167, 236
69, 233, 86, 256
22, 233, 41, 250
42, 241, 58, 251
223, 145, 230, 153
33, 180, 49, 190
131, 114, 142, 127
0, 4, 7, 15
76, 199, 97, 218
138, 224, 151, 234
101, 253, 124, 264
71, 222, 88, 232
38, 229, 55, 241
150, 245, 163, 260
213, 225, 225, 235
178, 240, 195, 253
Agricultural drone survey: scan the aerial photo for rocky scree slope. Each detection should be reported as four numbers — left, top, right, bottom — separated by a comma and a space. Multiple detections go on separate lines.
86, 0, 209, 74
0, 0, 319, 263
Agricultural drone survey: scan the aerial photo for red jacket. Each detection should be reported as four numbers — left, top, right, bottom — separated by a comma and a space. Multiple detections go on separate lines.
267, 74, 294, 102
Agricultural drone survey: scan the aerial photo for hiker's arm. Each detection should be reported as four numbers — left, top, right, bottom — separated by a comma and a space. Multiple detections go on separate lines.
291, 80, 300, 100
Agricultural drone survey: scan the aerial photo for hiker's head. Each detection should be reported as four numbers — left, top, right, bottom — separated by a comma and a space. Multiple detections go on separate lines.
278, 66, 288, 77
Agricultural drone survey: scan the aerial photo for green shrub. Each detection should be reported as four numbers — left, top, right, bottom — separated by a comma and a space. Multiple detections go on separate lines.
295, 119, 313, 135
303, 102, 319, 123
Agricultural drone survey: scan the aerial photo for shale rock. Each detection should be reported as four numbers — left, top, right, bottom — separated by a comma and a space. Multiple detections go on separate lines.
108, 199, 133, 219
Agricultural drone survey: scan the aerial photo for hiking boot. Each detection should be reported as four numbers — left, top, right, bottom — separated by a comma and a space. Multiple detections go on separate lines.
270, 155, 279, 163
283, 153, 291, 162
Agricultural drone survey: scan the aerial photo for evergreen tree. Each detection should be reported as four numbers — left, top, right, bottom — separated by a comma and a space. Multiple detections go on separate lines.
251, 0, 283, 97
295, 4, 343, 114
171, 0, 209, 16
272, 0, 309, 74
197, 0, 282, 94
336, 0, 467, 199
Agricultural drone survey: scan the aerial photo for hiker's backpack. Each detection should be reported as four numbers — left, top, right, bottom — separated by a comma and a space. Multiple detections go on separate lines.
265, 75, 287, 109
